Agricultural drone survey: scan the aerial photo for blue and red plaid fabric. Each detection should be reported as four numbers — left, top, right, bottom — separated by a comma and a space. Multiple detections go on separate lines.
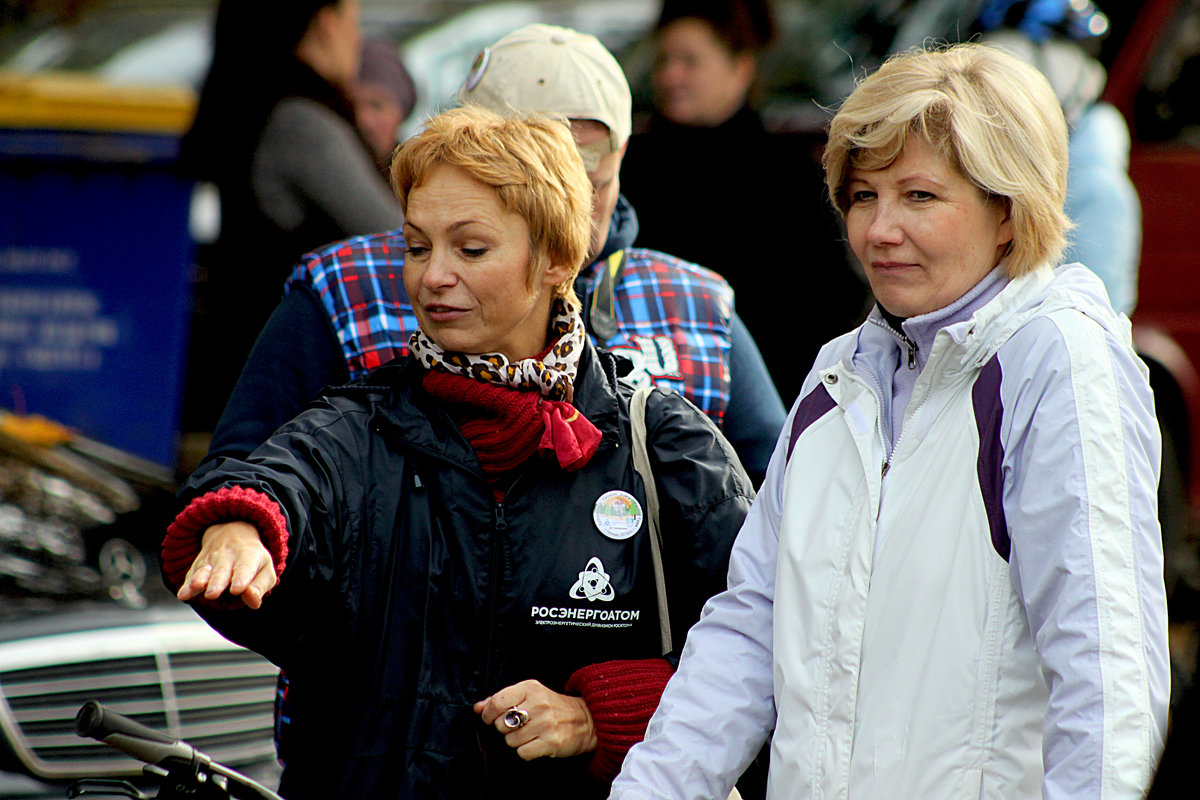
601, 248, 733, 422
288, 231, 734, 422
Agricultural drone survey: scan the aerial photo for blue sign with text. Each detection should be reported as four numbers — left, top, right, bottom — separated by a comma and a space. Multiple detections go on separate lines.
0, 129, 194, 467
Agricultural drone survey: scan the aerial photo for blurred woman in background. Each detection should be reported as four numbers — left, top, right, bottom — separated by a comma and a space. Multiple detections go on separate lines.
620, 0, 867, 405
352, 37, 417, 172
178, 0, 401, 434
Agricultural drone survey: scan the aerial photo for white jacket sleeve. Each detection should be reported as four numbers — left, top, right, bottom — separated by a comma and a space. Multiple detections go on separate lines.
999, 312, 1169, 799
608, 404, 793, 799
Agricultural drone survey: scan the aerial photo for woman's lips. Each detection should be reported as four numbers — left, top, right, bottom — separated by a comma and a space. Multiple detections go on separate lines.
872, 261, 918, 273
425, 304, 468, 322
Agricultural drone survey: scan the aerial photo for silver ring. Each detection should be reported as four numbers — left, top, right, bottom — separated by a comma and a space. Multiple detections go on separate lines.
502, 706, 529, 730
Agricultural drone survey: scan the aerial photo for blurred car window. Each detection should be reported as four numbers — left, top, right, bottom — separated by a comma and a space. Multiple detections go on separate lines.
0, 0, 215, 85
96, 18, 212, 87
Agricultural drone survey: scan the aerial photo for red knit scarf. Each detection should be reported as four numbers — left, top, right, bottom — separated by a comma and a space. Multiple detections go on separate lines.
421, 371, 601, 497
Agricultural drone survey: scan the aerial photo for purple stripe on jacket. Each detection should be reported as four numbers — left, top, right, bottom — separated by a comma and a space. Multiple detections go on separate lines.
787, 382, 838, 462
972, 356, 1010, 561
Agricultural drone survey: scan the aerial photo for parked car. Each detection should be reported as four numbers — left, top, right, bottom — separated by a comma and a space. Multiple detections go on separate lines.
0, 598, 280, 799
0, 413, 280, 797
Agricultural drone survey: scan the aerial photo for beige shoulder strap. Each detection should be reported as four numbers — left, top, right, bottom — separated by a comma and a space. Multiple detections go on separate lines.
629, 384, 671, 655
629, 385, 743, 800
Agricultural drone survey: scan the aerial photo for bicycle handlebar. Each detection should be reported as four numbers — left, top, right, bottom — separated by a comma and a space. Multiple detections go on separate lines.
76, 701, 199, 767
73, 702, 285, 800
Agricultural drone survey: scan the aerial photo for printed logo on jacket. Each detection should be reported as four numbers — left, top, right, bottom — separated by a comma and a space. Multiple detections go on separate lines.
530, 490, 651, 630
531, 555, 642, 629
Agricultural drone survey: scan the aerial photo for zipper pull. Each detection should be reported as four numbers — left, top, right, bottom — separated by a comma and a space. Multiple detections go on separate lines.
494, 504, 508, 531
904, 335, 918, 370
881, 461, 890, 478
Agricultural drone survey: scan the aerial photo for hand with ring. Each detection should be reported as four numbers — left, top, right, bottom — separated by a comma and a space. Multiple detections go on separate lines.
474, 678, 597, 760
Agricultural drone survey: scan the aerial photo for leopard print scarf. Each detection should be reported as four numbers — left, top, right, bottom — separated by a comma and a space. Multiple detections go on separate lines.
408, 299, 585, 402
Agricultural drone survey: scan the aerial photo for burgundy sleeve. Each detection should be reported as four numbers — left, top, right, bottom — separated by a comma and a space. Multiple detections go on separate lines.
565, 658, 675, 781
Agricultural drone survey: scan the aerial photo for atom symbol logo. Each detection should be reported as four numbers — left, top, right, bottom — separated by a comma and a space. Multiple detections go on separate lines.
569, 557, 615, 602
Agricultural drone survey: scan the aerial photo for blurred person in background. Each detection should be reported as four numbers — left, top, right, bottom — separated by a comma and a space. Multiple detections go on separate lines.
973, 0, 1141, 317
177, 0, 401, 435
353, 37, 417, 172
620, 0, 868, 405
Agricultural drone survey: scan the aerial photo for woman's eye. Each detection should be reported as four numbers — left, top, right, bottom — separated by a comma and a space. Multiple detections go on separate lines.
909, 190, 936, 201
850, 190, 875, 203
404, 245, 429, 258
462, 247, 488, 258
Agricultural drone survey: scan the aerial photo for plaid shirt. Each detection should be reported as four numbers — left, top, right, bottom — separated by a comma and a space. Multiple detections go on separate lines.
289, 230, 735, 422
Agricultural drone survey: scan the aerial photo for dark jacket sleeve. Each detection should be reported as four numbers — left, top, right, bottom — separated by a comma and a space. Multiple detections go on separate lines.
173, 399, 369, 666
644, 385, 756, 649
722, 312, 786, 488
206, 283, 349, 461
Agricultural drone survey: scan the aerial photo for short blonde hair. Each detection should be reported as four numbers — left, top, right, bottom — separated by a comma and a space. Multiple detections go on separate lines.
390, 105, 593, 305
823, 42, 1072, 277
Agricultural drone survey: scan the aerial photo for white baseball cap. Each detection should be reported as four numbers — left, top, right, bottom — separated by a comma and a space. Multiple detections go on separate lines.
459, 23, 632, 171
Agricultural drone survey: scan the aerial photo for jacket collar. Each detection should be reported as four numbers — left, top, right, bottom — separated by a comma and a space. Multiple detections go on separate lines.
349, 338, 625, 469
871, 266, 1010, 373
858, 265, 1062, 376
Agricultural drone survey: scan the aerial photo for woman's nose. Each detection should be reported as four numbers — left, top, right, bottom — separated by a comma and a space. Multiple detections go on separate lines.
421, 250, 458, 288
866, 201, 904, 245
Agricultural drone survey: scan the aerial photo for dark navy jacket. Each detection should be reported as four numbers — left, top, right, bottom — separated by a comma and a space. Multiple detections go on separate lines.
180, 342, 753, 799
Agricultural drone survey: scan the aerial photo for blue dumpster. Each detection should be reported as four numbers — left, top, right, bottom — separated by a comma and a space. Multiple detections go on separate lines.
0, 72, 197, 467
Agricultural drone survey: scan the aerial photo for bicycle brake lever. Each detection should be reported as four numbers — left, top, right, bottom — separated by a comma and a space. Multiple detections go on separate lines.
66, 778, 153, 799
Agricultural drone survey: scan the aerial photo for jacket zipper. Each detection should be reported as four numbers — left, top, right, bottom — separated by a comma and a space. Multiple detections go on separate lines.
852, 361, 894, 480
870, 313, 920, 370
483, 466, 530, 692
484, 501, 508, 690
866, 317, 920, 476
902, 332, 918, 369
882, 348, 941, 479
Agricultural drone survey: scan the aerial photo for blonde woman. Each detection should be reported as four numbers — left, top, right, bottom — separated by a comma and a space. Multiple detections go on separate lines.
611, 42, 1168, 800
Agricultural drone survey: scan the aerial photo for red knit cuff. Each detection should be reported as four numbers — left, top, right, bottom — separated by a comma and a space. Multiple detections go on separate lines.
162, 486, 290, 602
564, 658, 675, 782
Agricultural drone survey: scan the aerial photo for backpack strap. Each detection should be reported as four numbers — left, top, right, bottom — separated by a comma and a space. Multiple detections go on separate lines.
589, 249, 626, 344
630, 384, 671, 655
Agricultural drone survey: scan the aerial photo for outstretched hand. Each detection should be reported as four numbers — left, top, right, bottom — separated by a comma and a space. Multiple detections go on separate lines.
474, 679, 597, 760
176, 521, 277, 609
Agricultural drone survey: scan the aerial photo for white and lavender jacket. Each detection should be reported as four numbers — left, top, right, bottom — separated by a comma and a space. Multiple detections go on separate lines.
610, 263, 1169, 800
